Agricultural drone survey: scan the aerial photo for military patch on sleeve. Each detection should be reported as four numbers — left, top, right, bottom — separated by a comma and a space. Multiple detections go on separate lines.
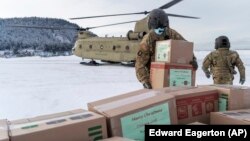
137, 51, 143, 56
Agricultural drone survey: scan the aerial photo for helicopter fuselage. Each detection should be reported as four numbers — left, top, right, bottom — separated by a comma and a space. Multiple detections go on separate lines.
72, 36, 140, 63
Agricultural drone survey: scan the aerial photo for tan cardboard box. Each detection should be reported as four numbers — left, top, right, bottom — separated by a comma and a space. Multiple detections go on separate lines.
167, 87, 218, 124
211, 109, 250, 124
202, 85, 250, 111
100, 136, 135, 141
0, 119, 9, 141
150, 62, 196, 89
9, 109, 108, 141
88, 89, 177, 140
155, 40, 193, 64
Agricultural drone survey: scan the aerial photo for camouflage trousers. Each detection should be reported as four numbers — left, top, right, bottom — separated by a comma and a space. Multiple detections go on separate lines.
213, 73, 234, 85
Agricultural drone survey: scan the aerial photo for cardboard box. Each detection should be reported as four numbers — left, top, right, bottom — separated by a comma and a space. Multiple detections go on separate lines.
0, 119, 9, 141
167, 87, 218, 124
100, 136, 135, 141
155, 40, 193, 64
211, 109, 250, 124
9, 109, 108, 141
202, 85, 250, 111
150, 62, 196, 89
88, 89, 177, 140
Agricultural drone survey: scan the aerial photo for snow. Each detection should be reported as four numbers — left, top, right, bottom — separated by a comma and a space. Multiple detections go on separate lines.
0, 50, 249, 120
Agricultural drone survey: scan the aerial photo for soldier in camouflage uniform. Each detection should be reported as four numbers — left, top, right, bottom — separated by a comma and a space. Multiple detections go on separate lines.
135, 9, 198, 89
202, 36, 245, 85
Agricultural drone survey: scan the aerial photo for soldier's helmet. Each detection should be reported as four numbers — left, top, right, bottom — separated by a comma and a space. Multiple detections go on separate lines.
148, 9, 169, 30
215, 36, 230, 49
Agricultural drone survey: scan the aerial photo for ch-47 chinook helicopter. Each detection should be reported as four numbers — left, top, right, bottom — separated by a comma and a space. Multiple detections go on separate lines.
69, 0, 199, 66
10, 0, 199, 66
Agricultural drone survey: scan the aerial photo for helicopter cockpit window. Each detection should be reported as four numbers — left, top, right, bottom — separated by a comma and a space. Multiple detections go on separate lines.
89, 45, 92, 49
113, 46, 116, 51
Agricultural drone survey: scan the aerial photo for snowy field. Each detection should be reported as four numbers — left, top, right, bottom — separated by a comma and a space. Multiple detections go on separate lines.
0, 50, 249, 120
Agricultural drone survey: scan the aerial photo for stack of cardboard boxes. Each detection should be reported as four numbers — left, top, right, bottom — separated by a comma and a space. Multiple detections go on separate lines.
207, 85, 250, 124
2, 85, 250, 141
150, 40, 195, 89
87, 86, 221, 140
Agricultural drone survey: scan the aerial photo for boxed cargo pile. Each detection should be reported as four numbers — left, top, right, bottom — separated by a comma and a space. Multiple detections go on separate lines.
150, 62, 196, 89
150, 39, 195, 89
202, 85, 250, 111
88, 89, 177, 140
100, 136, 135, 141
166, 87, 218, 124
155, 40, 193, 64
211, 109, 250, 125
9, 109, 107, 141
0, 119, 9, 141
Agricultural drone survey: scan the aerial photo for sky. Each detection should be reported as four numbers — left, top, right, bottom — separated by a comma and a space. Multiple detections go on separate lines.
1, 0, 250, 50
0, 50, 249, 120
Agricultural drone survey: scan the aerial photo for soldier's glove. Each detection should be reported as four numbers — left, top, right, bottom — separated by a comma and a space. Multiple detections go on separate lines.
189, 60, 198, 71
204, 71, 211, 78
239, 77, 245, 85
143, 82, 152, 89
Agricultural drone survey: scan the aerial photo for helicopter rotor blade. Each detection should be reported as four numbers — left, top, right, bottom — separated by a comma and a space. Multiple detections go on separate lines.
69, 0, 199, 20
69, 11, 149, 20
166, 13, 200, 19
158, 0, 182, 9
8, 21, 138, 31
8, 25, 86, 31
87, 20, 138, 30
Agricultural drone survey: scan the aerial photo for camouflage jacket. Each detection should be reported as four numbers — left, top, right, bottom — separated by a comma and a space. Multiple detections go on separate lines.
135, 28, 187, 84
202, 48, 245, 83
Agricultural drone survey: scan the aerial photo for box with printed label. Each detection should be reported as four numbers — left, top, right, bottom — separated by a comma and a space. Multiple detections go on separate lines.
88, 89, 177, 140
0, 119, 9, 141
9, 109, 107, 141
155, 40, 193, 64
166, 87, 218, 124
210, 109, 250, 124
150, 62, 196, 89
100, 136, 135, 141
201, 85, 250, 111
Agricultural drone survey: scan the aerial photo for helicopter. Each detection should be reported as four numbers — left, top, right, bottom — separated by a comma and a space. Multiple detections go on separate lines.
69, 0, 199, 66
10, 0, 199, 66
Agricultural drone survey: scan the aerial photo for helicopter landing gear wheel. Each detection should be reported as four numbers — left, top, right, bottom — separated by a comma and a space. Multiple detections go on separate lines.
121, 61, 135, 67
80, 59, 100, 66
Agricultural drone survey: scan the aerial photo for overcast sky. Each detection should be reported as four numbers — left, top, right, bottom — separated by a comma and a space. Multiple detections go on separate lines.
1, 0, 250, 50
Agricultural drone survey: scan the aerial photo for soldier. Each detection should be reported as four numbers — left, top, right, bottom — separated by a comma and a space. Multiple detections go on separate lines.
135, 9, 198, 89
202, 35, 245, 85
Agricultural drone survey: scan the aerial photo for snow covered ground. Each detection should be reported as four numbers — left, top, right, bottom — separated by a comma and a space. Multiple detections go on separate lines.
0, 50, 249, 120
